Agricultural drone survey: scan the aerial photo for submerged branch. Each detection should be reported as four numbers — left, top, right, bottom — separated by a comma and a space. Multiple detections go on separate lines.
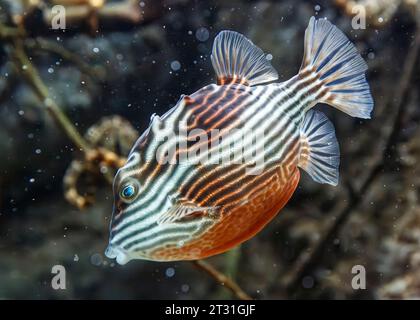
11, 38, 91, 152
193, 260, 252, 300
13, 0, 164, 37
26, 38, 105, 80
220, 246, 242, 298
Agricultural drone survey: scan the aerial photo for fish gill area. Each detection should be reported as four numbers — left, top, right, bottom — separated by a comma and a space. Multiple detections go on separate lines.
0, 0, 420, 299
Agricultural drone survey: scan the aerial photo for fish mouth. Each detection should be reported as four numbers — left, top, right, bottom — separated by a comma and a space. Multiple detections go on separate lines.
105, 244, 132, 265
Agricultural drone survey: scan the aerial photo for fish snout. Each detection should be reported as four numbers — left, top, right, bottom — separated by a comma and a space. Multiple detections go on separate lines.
105, 243, 132, 265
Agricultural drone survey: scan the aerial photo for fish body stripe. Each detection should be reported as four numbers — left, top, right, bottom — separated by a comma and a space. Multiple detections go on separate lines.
112, 75, 324, 244
110, 73, 324, 252
116, 70, 320, 219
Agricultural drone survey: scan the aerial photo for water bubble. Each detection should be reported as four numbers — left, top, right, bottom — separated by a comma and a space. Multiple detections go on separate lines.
195, 27, 210, 42
378, 17, 384, 23
100, 166, 108, 174
165, 267, 175, 278
18, 110, 24, 116
170, 60, 181, 71
314, 5, 321, 11
266, 53, 273, 61
368, 52, 375, 60
93, 47, 99, 53
29, 178, 35, 183
74, 254, 79, 262
48, 67, 54, 74
302, 276, 314, 289
35, 148, 42, 154
90, 253, 103, 266
181, 284, 190, 293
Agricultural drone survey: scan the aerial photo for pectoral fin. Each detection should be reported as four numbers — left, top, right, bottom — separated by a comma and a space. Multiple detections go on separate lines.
157, 199, 219, 225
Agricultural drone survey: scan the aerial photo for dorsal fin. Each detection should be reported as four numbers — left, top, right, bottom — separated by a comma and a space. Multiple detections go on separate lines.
211, 30, 278, 86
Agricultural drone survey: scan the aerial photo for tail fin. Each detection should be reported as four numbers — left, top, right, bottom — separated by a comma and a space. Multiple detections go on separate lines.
300, 17, 373, 119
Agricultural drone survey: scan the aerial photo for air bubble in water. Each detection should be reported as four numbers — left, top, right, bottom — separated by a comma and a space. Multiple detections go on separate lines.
170, 60, 181, 71
302, 276, 314, 288
165, 267, 175, 278
195, 27, 209, 42
90, 253, 103, 266
181, 284, 190, 293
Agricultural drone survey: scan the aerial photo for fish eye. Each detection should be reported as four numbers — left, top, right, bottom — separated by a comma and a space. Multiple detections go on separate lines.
119, 180, 140, 202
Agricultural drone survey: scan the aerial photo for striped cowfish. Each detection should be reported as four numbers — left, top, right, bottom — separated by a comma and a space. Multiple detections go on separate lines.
105, 17, 373, 264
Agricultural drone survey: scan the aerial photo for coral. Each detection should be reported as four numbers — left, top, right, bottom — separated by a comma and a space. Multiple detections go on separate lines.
63, 116, 138, 209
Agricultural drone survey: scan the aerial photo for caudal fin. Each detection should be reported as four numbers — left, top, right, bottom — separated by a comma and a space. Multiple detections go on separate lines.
300, 17, 373, 119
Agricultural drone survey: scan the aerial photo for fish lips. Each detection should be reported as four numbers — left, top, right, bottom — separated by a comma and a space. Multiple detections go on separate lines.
105, 244, 132, 265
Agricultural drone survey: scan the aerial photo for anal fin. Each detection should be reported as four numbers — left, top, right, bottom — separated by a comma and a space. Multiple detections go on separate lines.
298, 110, 340, 186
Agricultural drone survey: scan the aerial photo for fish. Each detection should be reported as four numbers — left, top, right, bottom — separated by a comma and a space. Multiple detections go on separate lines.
105, 16, 373, 264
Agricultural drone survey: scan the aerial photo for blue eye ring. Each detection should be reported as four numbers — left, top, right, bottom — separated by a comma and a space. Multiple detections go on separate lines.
120, 180, 139, 202
122, 185, 135, 198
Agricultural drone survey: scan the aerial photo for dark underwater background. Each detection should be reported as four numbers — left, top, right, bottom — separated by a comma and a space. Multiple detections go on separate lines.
1, 0, 420, 299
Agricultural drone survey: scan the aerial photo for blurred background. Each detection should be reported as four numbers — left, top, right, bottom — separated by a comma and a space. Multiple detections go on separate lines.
0, 0, 419, 299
